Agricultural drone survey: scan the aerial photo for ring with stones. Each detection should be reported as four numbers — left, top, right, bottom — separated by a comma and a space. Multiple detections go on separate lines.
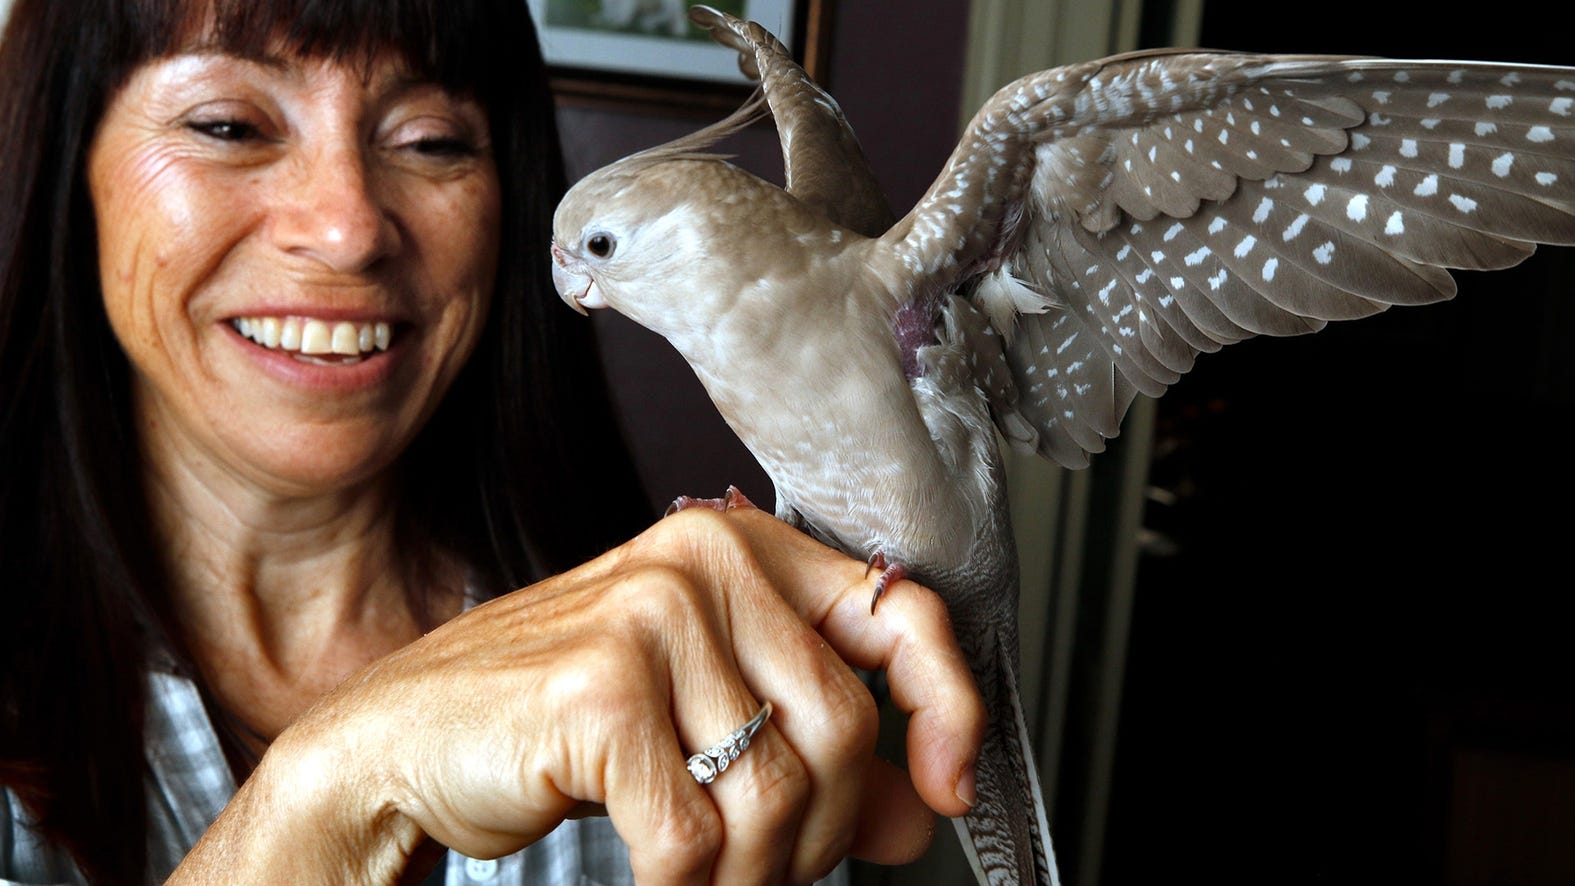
685, 701, 773, 785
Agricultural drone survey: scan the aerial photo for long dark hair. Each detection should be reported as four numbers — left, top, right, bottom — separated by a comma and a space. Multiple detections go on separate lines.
0, 0, 652, 880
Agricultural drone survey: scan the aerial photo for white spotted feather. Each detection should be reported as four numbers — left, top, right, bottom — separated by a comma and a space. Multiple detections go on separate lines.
901, 54, 1575, 467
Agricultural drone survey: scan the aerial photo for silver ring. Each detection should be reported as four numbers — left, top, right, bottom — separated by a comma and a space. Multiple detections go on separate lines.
686, 701, 773, 785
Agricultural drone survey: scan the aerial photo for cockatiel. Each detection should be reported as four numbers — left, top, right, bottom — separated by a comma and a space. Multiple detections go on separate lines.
549, 6, 1575, 885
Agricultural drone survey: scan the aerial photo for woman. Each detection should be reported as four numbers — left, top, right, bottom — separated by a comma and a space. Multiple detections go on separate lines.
0, 0, 986, 883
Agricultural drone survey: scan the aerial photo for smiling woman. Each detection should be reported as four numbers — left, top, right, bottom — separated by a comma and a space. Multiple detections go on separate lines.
87, 49, 501, 493
0, 1, 984, 884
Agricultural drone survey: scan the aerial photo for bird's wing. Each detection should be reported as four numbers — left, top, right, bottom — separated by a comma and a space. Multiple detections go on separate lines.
890, 49, 1575, 468
689, 5, 896, 237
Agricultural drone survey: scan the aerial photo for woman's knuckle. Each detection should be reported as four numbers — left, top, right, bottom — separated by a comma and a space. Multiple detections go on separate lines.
901, 580, 952, 626
736, 750, 809, 829
543, 657, 641, 723
647, 504, 737, 548
606, 564, 711, 628
795, 834, 855, 886
653, 800, 723, 870
789, 649, 878, 756
827, 677, 880, 758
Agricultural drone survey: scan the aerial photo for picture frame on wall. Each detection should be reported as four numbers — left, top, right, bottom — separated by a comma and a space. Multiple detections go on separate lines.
526, 0, 832, 112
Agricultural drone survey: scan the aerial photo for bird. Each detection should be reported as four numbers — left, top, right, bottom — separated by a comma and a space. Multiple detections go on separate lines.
548, 6, 1575, 884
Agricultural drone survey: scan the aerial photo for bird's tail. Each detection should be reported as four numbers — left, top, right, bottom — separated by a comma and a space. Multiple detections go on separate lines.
953, 624, 1059, 886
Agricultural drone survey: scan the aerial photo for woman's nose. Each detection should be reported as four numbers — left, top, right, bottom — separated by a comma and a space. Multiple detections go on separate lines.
269, 143, 400, 273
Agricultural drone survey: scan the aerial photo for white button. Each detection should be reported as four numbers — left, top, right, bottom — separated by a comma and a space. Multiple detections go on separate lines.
464, 857, 498, 881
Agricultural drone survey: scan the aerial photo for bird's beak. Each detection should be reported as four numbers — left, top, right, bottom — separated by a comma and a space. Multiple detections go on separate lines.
549, 241, 592, 316
551, 264, 591, 316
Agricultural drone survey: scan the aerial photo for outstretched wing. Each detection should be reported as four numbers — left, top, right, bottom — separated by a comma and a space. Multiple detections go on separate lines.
689, 4, 896, 237
892, 49, 1575, 468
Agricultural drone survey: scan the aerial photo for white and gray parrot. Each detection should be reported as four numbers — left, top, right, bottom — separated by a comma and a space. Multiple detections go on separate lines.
549, 7, 1575, 885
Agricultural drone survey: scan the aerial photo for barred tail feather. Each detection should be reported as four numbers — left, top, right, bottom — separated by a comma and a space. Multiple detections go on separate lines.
953, 625, 1059, 885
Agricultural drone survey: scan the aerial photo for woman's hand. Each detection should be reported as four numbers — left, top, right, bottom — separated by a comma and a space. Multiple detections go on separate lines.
171, 505, 987, 885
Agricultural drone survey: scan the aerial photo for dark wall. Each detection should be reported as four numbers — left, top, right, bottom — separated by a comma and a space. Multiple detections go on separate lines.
1106, 5, 1575, 885
553, 0, 971, 514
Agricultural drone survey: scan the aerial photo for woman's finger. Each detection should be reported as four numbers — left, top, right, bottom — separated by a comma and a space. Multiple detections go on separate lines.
690, 528, 880, 881
848, 758, 940, 865
644, 564, 809, 886
717, 507, 988, 821
536, 585, 723, 886
601, 711, 720, 886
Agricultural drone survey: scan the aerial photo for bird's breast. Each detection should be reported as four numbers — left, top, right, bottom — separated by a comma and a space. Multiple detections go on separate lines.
692, 345, 992, 576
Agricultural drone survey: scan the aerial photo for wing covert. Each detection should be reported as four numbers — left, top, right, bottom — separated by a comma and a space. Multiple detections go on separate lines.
922, 51, 1575, 468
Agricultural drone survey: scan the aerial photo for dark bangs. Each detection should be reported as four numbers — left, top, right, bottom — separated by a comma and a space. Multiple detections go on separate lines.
102, 0, 521, 107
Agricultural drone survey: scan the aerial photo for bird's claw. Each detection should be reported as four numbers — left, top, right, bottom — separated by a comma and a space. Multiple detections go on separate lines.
665, 485, 759, 516
864, 551, 907, 614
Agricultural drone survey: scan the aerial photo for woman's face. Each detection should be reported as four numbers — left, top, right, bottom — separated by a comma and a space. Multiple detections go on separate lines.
88, 49, 501, 495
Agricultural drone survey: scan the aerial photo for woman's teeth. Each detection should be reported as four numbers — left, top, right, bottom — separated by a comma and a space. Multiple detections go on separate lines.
232, 317, 392, 361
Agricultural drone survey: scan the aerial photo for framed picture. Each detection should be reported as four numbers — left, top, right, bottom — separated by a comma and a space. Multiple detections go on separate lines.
526, 0, 833, 112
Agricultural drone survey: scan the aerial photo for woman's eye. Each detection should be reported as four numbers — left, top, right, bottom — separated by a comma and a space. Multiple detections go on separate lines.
409, 136, 478, 158
187, 119, 262, 142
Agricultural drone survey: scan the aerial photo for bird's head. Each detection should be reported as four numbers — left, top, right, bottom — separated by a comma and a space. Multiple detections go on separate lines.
550, 157, 723, 318
550, 92, 772, 328
550, 165, 645, 318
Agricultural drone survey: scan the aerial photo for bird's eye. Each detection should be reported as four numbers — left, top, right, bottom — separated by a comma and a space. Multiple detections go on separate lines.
585, 232, 617, 259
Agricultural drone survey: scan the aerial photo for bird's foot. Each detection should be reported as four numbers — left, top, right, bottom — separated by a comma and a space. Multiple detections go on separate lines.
864, 551, 908, 614
665, 485, 759, 516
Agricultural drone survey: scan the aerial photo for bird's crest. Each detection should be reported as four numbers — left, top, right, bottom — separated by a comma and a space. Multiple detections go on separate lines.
604, 89, 771, 178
